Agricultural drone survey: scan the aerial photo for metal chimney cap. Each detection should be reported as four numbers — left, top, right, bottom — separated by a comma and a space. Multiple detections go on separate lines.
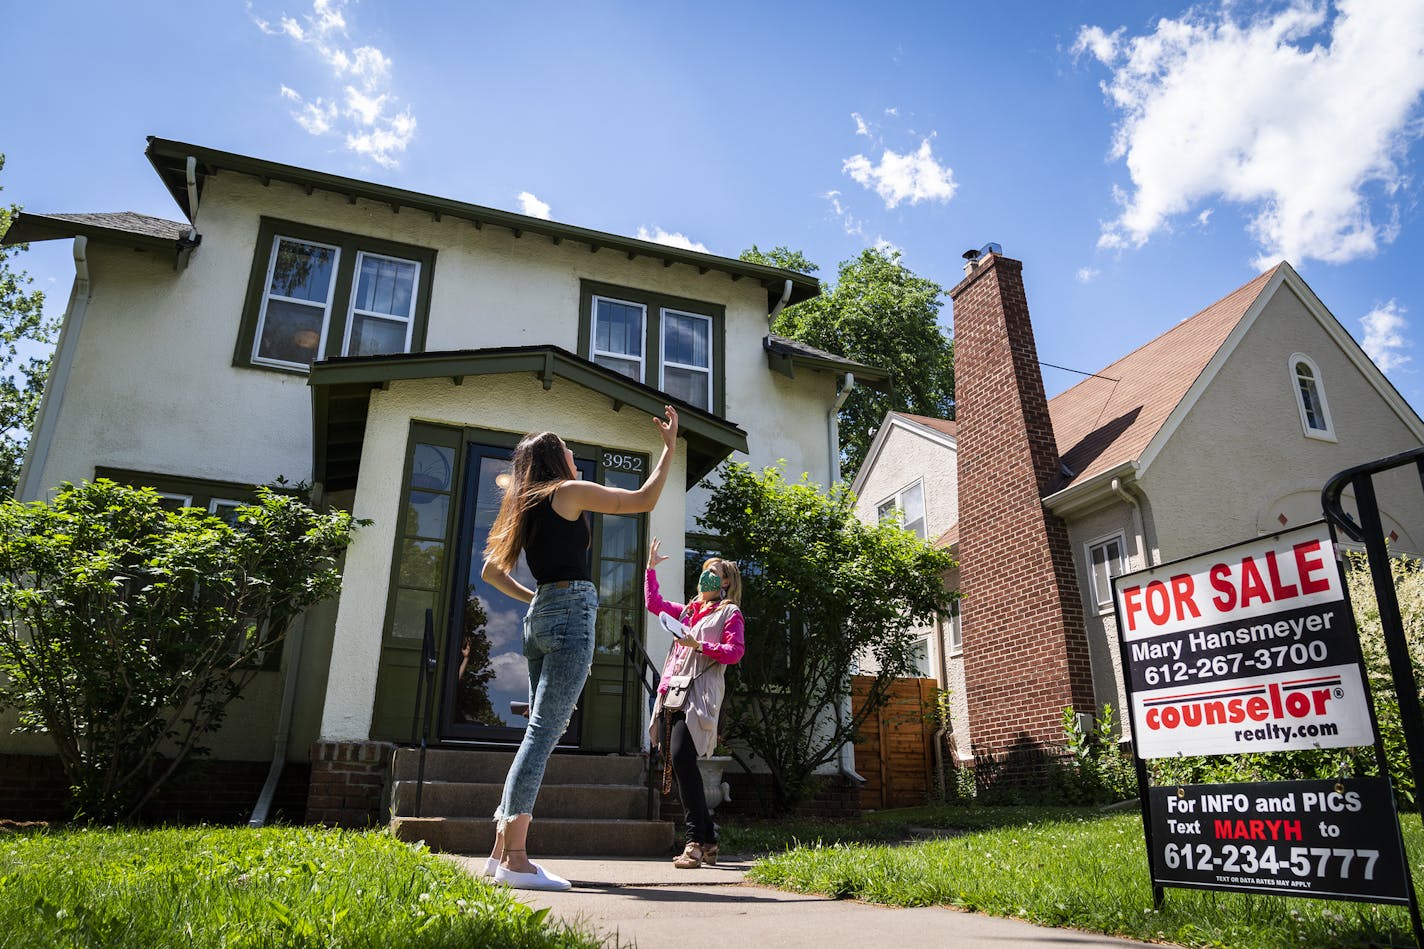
961, 248, 981, 261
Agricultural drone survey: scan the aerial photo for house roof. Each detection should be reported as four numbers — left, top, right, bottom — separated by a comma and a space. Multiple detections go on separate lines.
1047, 265, 1281, 490
933, 523, 958, 549
143, 136, 821, 313
764, 334, 891, 391
1, 210, 195, 256
892, 412, 957, 437
308, 345, 749, 492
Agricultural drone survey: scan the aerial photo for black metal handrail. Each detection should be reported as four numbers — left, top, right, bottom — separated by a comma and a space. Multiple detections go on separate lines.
1321, 445, 1424, 822
620, 622, 663, 820
406, 608, 440, 818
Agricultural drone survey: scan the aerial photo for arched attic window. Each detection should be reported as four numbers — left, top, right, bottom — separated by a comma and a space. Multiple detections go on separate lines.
1290, 353, 1336, 442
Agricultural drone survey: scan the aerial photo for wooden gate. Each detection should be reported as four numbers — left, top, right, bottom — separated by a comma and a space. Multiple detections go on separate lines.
850, 675, 937, 810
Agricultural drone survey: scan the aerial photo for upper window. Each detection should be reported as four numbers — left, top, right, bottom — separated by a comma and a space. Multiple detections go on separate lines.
1290, 353, 1336, 442
1087, 534, 1126, 612
877, 480, 926, 539
238, 218, 435, 373
578, 280, 725, 416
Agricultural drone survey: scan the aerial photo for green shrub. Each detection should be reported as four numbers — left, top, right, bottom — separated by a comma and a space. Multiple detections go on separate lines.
0, 479, 358, 822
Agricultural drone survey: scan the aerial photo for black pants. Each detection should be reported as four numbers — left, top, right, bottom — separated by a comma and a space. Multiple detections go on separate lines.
666, 710, 715, 844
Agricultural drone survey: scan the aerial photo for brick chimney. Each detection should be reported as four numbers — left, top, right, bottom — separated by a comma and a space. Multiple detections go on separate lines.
949, 250, 1094, 772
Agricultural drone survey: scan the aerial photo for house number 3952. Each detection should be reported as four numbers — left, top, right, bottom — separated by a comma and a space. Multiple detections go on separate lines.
602, 452, 644, 473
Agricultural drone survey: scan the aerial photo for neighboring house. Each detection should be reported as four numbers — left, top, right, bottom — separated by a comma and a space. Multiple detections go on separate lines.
856, 251, 1424, 774
0, 136, 885, 822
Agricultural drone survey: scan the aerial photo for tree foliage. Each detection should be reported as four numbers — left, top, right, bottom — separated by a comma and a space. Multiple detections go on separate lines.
742, 245, 953, 481
0, 154, 56, 498
0, 480, 360, 822
699, 462, 956, 812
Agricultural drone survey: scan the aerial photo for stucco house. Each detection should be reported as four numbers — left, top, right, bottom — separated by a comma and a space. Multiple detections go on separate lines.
0, 136, 885, 836
855, 251, 1424, 776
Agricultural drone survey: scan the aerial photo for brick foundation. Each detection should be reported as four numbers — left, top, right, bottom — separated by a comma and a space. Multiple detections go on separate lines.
305, 740, 395, 828
950, 253, 1095, 773
0, 753, 310, 824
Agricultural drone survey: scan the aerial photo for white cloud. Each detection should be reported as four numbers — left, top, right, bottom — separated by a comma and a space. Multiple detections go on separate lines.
636, 226, 710, 253
1076, 267, 1101, 283
1077, 0, 1424, 269
873, 237, 902, 257
852, 112, 871, 137
823, 190, 866, 239
517, 191, 552, 220
1360, 299, 1412, 372
1197, 208, 1214, 227
843, 139, 957, 209
251, 0, 416, 168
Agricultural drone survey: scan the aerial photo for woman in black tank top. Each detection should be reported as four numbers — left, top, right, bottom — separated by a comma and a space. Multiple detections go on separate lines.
478, 405, 679, 891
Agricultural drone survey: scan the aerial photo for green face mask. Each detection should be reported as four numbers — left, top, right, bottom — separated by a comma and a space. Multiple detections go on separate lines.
698, 570, 723, 594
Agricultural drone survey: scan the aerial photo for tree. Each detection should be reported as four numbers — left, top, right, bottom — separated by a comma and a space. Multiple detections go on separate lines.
699, 462, 956, 812
0, 155, 56, 498
742, 245, 954, 482
0, 480, 359, 822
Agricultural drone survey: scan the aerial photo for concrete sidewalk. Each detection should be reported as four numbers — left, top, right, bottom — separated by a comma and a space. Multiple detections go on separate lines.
444, 853, 1160, 949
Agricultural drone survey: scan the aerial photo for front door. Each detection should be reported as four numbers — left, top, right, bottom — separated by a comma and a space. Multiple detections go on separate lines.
440, 442, 595, 743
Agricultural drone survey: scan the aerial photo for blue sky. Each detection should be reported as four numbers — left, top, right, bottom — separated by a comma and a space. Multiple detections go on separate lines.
5, 0, 1423, 410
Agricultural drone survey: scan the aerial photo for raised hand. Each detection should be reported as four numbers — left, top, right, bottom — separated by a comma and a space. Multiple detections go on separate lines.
648, 536, 669, 569
656, 405, 679, 450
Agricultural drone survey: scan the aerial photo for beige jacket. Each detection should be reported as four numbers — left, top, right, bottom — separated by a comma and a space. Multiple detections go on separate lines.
648, 603, 740, 757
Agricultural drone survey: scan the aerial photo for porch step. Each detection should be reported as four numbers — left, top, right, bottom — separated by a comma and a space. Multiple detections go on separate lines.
390, 780, 648, 819
391, 748, 646, 785
388, 747, 672, 856
390, 816, 674, 856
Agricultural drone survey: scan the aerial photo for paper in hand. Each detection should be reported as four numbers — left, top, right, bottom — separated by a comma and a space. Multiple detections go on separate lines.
658, 613, 690, 638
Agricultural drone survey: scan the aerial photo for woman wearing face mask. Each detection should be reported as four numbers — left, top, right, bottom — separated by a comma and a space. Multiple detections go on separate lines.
645, 538, 745, 869
480, 406, 679, 891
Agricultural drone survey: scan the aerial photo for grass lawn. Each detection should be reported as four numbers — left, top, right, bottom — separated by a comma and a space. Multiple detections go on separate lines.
0, 825, 602, 949
732, 805, 1424, 949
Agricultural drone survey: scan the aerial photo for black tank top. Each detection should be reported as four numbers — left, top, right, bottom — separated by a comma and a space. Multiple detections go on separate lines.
524, 492, 591, 583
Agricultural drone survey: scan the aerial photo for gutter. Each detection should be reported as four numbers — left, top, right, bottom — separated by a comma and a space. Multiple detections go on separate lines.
17, 236, 89, 502
827, 372, 866, 785
248, 615, 306, 827
1043, 460, 1140, 519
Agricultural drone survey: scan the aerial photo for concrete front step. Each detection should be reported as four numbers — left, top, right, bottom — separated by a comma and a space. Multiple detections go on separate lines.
391, 747, 646, 785
391, 816, 675, 856
391, 780, 651, 819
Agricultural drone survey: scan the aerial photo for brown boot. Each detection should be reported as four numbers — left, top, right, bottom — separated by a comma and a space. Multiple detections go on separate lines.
700, 843, 718, 866
672, 842, 703, 869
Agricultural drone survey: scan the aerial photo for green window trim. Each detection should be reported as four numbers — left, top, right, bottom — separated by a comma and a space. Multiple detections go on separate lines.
577, 279, 726, 418
236, 216, 437, 375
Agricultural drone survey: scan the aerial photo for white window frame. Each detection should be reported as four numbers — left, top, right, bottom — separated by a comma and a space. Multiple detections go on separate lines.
1085, 532, 1127, 614
876, 479, 927, 539
1289, 352, 1337, 443
909, 631, 935, 678
590, 294, 647, 382
208, 498, 244, 524
658, 308, 714, 410
252, 235, 342, 371
341, 250, 421, 357
946, 600, 963, 656
155, 491, 195, 509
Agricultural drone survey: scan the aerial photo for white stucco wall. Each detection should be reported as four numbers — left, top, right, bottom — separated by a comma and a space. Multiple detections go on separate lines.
852, 418, 958, 541
10, 173, 842, 760
1062, 501, 1140, 733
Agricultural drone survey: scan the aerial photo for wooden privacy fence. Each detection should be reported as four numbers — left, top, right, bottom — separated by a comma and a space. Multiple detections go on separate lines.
851, 675, 938, 810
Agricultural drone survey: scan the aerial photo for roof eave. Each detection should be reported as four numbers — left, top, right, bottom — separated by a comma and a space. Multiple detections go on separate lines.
144, 136, 820, 313
0, 212, 184, 255
1043, 460, 1141, 518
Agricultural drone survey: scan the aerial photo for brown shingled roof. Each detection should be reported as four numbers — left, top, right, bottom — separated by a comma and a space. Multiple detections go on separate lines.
892, 412, 958, 438
1047, 265, 1281, 489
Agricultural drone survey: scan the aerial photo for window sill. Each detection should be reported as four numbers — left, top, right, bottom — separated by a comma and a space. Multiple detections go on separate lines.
1303, 429, 1339, 443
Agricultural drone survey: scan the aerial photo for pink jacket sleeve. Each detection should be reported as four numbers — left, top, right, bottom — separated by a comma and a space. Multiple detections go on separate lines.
700, 609, 745, 665
645, 569, 685, 620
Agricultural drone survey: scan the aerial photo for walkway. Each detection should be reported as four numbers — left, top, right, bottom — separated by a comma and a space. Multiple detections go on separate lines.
445, 854, 1160, 948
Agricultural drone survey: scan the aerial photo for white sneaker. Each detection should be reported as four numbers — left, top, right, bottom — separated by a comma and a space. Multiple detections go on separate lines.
482, 857, 498, 877
493, 863, 572, 891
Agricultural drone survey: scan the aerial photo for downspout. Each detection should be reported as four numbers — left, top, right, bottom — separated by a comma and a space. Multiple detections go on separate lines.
1110, 475, 1153, 568
769, 278, 793, 323
250, 480, 325, 826
828, 372, 866, 785
17, 236, 89, 502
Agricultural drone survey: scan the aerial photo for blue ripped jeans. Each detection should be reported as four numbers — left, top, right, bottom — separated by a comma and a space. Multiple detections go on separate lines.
494, 580, 597, 832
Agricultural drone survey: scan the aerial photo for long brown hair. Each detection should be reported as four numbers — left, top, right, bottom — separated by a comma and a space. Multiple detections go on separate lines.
484, 431, 571, 571
700, 557, 742, 607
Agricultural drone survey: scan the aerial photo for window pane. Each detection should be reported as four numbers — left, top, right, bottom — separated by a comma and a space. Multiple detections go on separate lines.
209, 499, 243, 526
1297, 370, 1325, 430
405, 492, 451, 540
156, 493, 194, 511
663, 312, 709, 368
601, 514, 638, 562
901, 483, 925, 529
399, 539, 446, 589
270, 240, 336, 302
349, 314, 409, 356
392, 588, 437, 640
410, 444, 455, 493
257, 299, 326, 364
877, 500, 896, 522
594, 299, 643, 357
594, 353, 641, 381
904, 516, 926, 539
599, 559, 636, 607
910, 636, 931, 677
354, 255, 417, 317
663, 365, 709, 409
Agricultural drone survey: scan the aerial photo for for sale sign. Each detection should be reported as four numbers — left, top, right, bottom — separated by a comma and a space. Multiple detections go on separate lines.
1147, 778, 1412, 904
1114, 523, 1375, 759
